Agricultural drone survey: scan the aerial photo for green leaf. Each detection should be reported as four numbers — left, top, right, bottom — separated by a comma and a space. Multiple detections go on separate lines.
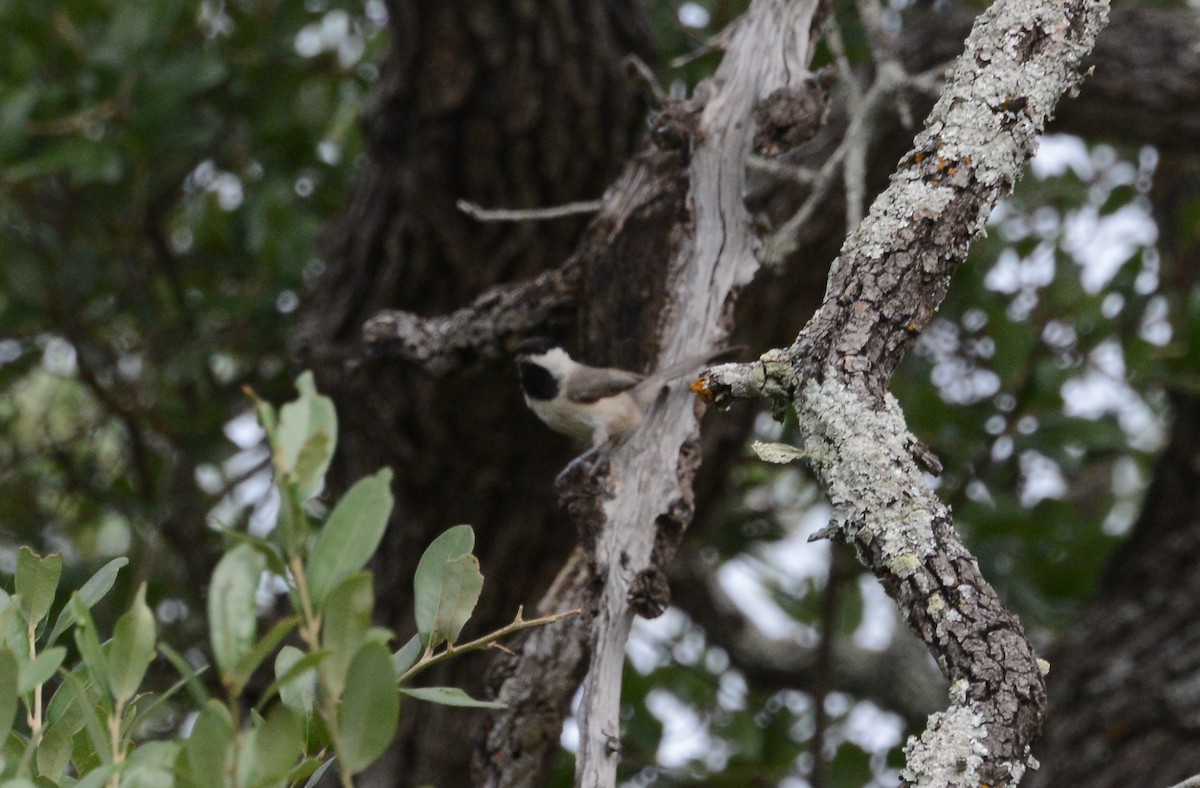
70, 596, 110, 699
207, 544, 265, 685
60, 669, 111, 765
229, 615, 299, 695
301, 758, 335, 788
0, 650, 17, 744
17, 646, 65, 694
269, 646, 320, 717
392, 634, 421, 679
319, 573, 372, 700
184, 701, 234, 787
275, 480, 309, 561
0, 779, 38, 788
156, 643, 209, 707
107, 584, 156, 704
36, 717, 76, 782
3, 139, 124, 184
15, 547, 62, 628
46, 557, 128, 646
120, 740, 179, 788
274, 371, 338, 499
305, 469, 394, 608
221, 531, 288, 579
283, 757, 322, 786
413, 526, 483, 648
292, 431, 333, 500
337, 643, 399, 775
237, 705, 304, 788
71, 761, 118, 788
400, 686, 506, 709
46, 671, 86, 727
0, 593, 20, 652
71, 726, 103, 774
243, 386, 278, 446
129, 663, 207, 734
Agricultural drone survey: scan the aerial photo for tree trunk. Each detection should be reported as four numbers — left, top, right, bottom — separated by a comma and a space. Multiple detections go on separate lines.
296, 0, 1200, 782
295, 1, 652, 782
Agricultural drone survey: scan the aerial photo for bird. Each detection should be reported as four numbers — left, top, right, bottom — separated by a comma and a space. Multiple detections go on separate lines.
513, 337, 725, 447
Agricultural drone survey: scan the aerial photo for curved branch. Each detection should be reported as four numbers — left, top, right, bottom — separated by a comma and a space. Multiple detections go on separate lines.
697, 0, 1108, 783
358, 5, 1197, 382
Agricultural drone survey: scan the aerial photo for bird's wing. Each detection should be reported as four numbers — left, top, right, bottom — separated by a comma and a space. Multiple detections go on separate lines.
564, 366, 644, 403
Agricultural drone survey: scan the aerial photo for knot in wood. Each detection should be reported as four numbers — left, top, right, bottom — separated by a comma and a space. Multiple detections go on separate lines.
752, 78, 831, 157
628, 567, 670, 618
649, 101, 699, 151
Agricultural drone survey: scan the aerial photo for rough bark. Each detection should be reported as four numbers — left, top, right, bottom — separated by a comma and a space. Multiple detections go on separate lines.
696, 0, 1109, 781
295, 1, 652, 782
480, 2, 834, 782
902, 5, 1200, 151
296, 0, 1198, 784
570, 3, 826, 784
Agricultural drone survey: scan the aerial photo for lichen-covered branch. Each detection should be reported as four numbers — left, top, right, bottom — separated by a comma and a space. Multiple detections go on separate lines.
696, 0, 1109, 783
362, 261, 580, 377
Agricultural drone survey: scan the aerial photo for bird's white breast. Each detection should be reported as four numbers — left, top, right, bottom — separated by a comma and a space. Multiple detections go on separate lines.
526, 392, 642, 446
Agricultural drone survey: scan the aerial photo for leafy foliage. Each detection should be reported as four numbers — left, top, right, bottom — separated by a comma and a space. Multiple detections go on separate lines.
2, 0, 1195, 785
0, 375, 569, 786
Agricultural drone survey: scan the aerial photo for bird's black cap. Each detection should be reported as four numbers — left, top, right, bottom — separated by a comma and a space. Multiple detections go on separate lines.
514, 337, 561, 356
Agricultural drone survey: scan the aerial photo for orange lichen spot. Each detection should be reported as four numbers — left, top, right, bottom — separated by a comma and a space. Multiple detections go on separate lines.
690, 377, 713, 401
914, 152, 924, 163
907, 322, 919, 333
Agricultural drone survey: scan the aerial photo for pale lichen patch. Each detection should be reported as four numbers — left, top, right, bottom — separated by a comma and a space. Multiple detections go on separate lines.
796, 375, 943, 562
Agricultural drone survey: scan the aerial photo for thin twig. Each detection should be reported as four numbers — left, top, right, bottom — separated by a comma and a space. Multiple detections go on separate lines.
826, 13, 869, 230
397, 606, 581, 685
854, 0, 914, 127
456, 199, 603, 223
623, 54, 667, 104
822, 17, 862, 110
748, 155, 820, 186
810, 546, 853, 788
762, 61, 949, 263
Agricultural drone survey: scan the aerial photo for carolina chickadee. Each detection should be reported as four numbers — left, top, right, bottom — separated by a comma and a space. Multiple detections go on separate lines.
514, 337, 722, 446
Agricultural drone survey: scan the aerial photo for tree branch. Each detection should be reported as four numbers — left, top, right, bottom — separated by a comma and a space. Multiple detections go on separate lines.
358, 6, 1197, 383
361, 261, 580, 376
455, 198, 603, 223
568, 2, 828, 785
696, 0, 1109, 783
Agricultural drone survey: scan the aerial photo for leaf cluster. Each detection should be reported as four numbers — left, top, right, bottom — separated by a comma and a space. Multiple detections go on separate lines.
0, 374, 571, 787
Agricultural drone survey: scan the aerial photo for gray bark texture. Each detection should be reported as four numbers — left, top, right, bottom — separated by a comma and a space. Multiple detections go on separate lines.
296, 0, 1200, 783
696, 0, 1110, 782
295, 0, 653, 782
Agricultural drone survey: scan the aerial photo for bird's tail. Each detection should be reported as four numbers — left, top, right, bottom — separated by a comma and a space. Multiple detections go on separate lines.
631, 346, 741, 409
